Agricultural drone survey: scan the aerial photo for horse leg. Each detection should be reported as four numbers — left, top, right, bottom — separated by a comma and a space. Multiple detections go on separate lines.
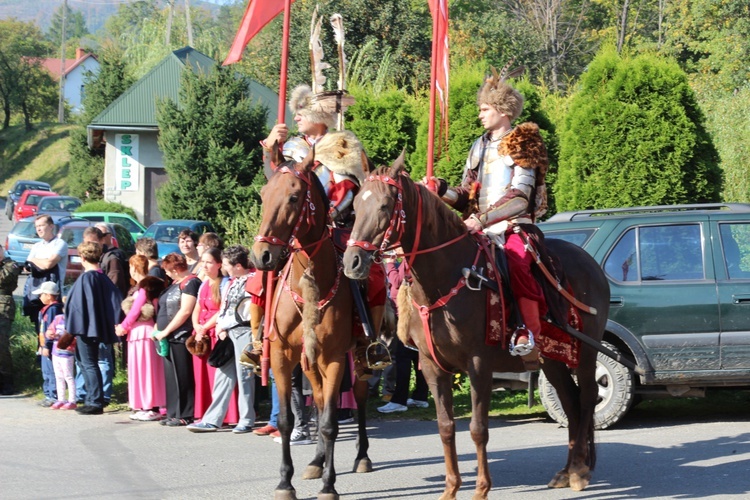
540, 359, 591, 490
352, 377, 373, 473
566, 347, 598, 491
273, 359, 298, 500
316, 359, 346, 500
422, 359, 462, 500
303, 370, 326, 480
467, 357, 494, 499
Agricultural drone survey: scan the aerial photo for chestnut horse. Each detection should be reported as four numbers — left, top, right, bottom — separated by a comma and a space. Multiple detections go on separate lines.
251, 150, 381, 500
343, 158, 610, 499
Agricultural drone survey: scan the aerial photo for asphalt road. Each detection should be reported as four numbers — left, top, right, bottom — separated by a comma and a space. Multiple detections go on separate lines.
1, 394, 750, 499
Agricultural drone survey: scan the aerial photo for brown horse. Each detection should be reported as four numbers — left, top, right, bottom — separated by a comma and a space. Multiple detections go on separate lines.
251, 149, 381, 500
342, 158, 610, 499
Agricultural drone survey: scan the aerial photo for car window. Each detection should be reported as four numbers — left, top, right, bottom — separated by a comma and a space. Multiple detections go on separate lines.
604, 224, 704, 281
80, 215, 105, 221
605, 229, 637, 281
111, 216, 141, 234
11, 221, 36, 238
25, 195, 42, 206
720, 223, 750, 279
542, 228, 595, 248
113, 226, 134, 254
153, 225, 182, 243
60, 227, 85, 248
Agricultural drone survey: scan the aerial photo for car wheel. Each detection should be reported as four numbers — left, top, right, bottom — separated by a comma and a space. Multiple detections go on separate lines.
539, 341, 635, 430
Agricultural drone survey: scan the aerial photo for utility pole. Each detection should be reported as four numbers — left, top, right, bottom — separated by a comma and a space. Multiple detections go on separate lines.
185, 0, 193, 47
57, 0, 67, 123
166, 0, 174, 46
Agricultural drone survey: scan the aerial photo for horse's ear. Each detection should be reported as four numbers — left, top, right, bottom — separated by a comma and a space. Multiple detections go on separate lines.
389, 148, 407, 177
361, 150, 374, 174
300, 145, 316, 173
270, 140, 285, 168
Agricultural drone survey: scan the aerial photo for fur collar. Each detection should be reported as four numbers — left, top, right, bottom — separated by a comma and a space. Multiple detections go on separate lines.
314, 130, 366, 183
499, 122, 548, 176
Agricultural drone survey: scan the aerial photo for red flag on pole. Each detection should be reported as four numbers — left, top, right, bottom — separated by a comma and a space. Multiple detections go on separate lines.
223, 0, 297, 66
425, 0, 449, 189
429, 0, 449, 124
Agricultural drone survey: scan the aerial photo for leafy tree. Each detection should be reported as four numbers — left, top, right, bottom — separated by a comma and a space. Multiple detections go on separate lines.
346, 86, 418, 167
662, 0, 750, 92
555, 46, 722, 211
0, 20, 55, 130
68, 48, 134, 199
698, 88, 750, 203
155, 65, 268, 235
46, 3, 90, 52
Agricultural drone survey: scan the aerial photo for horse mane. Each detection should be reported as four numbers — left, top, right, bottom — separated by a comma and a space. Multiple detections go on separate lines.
369, 165, 467, 238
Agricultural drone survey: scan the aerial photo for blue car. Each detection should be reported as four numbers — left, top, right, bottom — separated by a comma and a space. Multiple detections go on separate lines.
141, 219, 216, 258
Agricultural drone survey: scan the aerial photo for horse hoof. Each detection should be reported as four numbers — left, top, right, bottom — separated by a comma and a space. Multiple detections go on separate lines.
317, 492, 339, 500
353, 457, 373, 473
274, 489, 298, 500
471, 493, 489, 500
302, 465, 323, 480
547, 471, 570, 489
570, 472, 592, 491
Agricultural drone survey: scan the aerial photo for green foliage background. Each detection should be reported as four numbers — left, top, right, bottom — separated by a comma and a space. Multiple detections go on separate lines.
555, 47, 722, 211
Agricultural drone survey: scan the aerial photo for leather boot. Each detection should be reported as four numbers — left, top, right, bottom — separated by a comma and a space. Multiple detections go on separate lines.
515, 297, 541, 370
240, 303, 265, 372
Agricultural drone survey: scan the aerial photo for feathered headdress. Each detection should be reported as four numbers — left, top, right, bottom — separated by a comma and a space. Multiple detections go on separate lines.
289, 6, 354, 131
477, 59, 525, 121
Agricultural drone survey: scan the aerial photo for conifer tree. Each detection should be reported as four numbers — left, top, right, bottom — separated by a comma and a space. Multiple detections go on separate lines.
155, 65, 267, 235
555, 47, 722, 211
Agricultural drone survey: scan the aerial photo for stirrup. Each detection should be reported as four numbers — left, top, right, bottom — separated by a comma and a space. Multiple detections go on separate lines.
509, 328, 535, 357
365, 341, 392, 370
239, 343, 262, 372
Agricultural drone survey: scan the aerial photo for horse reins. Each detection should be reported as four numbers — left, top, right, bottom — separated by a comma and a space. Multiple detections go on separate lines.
255, 166, 343, 343
347, 172, 480, 373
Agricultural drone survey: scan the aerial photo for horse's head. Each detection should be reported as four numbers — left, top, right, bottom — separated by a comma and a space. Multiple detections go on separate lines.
251, 147, 327, 271
343, 152, 407, 280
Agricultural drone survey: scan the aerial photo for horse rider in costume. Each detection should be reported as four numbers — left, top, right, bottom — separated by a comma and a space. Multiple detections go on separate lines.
255, 85, 389, 380
430, 65, 549, 369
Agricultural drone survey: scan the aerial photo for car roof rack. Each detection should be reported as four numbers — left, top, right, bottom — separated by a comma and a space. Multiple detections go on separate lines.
546, 203, 750, 222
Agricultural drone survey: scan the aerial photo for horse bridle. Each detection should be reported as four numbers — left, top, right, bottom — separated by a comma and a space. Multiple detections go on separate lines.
346, 173, 408, 263
254, 166, 327, 258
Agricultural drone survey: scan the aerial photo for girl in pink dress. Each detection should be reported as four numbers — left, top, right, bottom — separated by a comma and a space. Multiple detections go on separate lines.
115, 255, 167, 421
192, 247, 238, 424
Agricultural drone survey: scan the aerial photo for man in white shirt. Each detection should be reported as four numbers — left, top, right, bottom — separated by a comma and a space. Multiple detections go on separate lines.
27, 215, 68, 290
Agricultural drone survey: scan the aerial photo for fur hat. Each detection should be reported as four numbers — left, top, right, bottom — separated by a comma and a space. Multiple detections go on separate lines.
476, 64, 525, 122
289, 85, 355, 130
314, 130, 366, 183
121, 296, 156, 322
186, 334, 211, 357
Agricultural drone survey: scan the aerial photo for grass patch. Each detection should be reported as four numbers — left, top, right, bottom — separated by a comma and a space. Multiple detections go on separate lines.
0, 122, 75, 195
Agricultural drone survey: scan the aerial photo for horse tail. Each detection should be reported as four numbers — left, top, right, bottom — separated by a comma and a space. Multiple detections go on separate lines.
380, 297, 397, 341
396, 281, 412, 345
300, 265, 321, 369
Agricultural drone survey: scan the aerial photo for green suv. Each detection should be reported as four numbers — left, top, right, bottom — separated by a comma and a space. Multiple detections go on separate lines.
534, 203, 750, 428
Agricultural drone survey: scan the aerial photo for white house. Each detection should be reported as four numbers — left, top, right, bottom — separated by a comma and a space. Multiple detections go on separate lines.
41, 48, 100, 115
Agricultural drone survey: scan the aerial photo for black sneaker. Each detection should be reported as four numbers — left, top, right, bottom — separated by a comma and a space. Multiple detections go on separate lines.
76, 405, 104, 415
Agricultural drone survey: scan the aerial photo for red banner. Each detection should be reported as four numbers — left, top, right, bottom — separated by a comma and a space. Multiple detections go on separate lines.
223, 0, 297, 66
429, 0, 449, 121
